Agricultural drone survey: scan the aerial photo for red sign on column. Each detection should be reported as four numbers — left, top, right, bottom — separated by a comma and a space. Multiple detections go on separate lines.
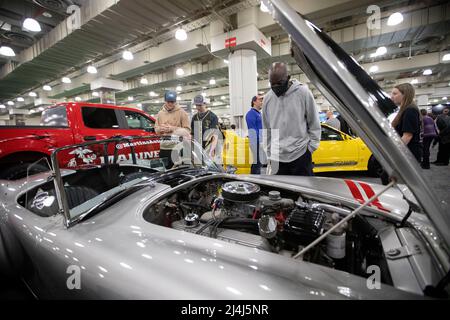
225, 37, 237, 48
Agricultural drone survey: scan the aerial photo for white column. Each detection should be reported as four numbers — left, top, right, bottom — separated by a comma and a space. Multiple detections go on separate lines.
228, 49, 258, 133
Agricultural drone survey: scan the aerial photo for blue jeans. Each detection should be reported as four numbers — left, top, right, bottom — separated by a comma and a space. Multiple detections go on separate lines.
250, 143, 262, 174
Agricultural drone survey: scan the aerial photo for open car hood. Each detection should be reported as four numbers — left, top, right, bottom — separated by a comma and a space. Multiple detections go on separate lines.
263, 0, 450, 248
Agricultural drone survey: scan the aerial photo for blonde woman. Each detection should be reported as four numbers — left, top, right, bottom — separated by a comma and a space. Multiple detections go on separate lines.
390, 83, 422, 162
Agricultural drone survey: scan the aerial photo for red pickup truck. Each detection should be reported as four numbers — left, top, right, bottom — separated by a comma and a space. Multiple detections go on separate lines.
0, 102, 156, 180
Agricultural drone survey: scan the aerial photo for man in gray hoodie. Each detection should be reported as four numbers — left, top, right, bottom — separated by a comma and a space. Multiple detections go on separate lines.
262, 62, 321, 176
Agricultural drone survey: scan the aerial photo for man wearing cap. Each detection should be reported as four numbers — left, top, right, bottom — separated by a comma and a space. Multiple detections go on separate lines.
155, 90, 190, 168
246, 94, 264, 174
191, 94, 220, 158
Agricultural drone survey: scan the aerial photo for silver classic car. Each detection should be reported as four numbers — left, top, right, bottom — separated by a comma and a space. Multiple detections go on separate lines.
0, 0, 449, 299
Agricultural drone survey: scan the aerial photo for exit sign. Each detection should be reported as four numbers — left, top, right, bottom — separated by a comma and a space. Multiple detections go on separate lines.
225, 37, 237, 48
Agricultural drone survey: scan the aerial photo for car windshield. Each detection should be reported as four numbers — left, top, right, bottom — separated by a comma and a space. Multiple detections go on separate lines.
50, 135, 222, 225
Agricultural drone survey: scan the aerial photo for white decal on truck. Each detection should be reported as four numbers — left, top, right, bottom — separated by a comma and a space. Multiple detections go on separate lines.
99, 150, 160, 164
68, 147, 97, 164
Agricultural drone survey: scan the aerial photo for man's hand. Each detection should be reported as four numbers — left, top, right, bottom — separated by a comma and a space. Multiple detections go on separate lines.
160, 124, 172, 134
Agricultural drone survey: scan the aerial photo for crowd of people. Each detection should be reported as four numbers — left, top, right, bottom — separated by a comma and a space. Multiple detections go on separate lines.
153, 61, 450, 175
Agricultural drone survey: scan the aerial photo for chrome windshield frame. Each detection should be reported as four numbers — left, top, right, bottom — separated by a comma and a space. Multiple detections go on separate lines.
50, 135, 221, 228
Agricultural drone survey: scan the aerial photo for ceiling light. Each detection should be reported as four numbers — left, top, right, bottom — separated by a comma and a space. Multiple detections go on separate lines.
223, 59, 229, 64
369, 65, 379, 73
75, 97, 82, 101
128, 96, 134, 101
62, 77, 71, 84
0, 46, 15, 57
42, 12, 52, 18
226, 105, 230, 108
260, 2, 269, 13
176, 86, 182, 92
221, 96, 226, 100
23, 18, 41, 32
423, 69, 432, 76
7, 101, 14, 106
38, 107, 45, 111
201, 92, 207, 97
137, 103, 142, 108
140, 77, 148, 85
410, 79, 418, 85
122, 50, 134, 61
375, 46, 387, 56
87, 66, 97, 74
443, 97, 447, 100
176, 96, 181, 101
442, 53, 450, 62
433, 99, 438, 103
175, 29, 187, 41
29, 92, 37, 97
17, 97, 24, 102
155, 100, 160, 103
387, 12, 403, 26
176, 68, 184, 76
92, 91, 99, 97
209, 78, 216, 85
43, 85, 52, 91
0, 104, 6, 109
149, 91, 157, 97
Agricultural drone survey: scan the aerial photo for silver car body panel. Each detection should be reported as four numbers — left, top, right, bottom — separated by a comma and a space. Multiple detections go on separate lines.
0, 172, 443, 299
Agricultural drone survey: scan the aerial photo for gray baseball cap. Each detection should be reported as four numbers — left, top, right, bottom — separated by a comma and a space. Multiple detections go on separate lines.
193, 94, 205, 105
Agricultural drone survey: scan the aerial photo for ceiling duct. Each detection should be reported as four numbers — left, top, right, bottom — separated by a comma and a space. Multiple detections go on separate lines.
32, 0, 77, 15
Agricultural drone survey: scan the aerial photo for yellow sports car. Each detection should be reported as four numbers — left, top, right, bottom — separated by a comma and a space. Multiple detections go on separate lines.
222, 124, 381, 176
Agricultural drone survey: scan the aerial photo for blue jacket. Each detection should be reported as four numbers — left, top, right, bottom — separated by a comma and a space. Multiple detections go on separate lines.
246, 107, 262, 146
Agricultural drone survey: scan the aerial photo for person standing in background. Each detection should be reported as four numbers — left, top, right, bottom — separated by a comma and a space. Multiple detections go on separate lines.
191, 94, 220, 158
262, 62, 321, 176
155, 90, 190, 168
435, 108, 450, 166
246, 95, 264, 174
336, 114, 352, 135
390, 83, 422, 162
325, 110, 341, 130
420, 109, 437, 169
380, 83, 421, 185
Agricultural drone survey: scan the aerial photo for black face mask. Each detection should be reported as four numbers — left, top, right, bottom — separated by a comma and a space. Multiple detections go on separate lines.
271, 76, 290, 97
